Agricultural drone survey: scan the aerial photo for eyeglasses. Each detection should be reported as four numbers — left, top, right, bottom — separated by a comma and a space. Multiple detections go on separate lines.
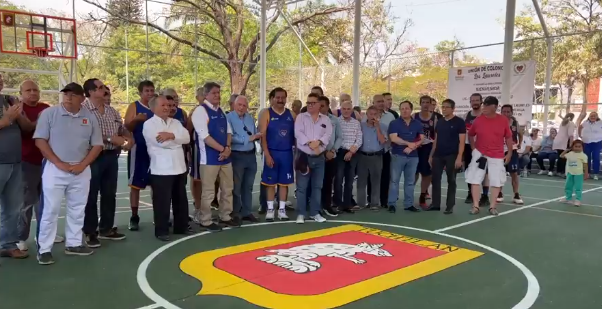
243, 125, 252, 136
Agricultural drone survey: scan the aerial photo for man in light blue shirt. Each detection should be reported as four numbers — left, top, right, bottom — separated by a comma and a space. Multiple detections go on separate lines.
227, 95, 261, 223
357, 106, 388, 211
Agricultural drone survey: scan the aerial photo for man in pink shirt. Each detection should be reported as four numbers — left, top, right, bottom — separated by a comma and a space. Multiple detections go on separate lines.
465, 96, 513, 216
294, 93, 332, 224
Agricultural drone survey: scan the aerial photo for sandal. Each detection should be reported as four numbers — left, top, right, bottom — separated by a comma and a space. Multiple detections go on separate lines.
469, 206, 480, 215
489, 207, 499, 216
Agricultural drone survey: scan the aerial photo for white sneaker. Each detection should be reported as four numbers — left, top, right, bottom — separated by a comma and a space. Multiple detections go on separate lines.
17, 241, 28, 251
296, 214, 304, 224
538, 171, 546, 175
547, 171, 554, 176
192, 209, 202, 224
560, 198, 570, 203
574, 200, 581, 207
496, 194, 504, 203
594, 175, 599, 181
310, 214, 327, 223
54, 235, 64, 243
278, 209, 289, 221
513, 194, 524, 205
285, 201, 293, 207
265, 209, 275, 222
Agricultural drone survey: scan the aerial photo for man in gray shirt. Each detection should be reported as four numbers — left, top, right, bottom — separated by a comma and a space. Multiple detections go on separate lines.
0, 75, 35, 260
33, 82, 103, 265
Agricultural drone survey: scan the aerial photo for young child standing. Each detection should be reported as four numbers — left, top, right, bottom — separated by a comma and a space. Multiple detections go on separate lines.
560, 140, 589, 206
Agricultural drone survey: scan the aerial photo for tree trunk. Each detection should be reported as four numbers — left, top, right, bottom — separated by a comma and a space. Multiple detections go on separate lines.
228, 62, 252, 95
566, 86, 574, 112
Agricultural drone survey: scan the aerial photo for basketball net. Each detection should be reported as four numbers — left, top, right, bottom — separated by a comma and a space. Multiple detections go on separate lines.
32, 47, 48, 58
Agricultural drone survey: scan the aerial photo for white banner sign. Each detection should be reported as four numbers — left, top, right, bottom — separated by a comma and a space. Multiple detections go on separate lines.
447, 61, 536, 125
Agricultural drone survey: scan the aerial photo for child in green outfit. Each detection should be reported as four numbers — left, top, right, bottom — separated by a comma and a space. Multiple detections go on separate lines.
560, 140, 589, 206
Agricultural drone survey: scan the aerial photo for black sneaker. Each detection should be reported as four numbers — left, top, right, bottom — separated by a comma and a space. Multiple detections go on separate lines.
242, 214, 260, 223
98, 230, 126, 241
220, 218, 241, 227
202, 223, 223, 232
211, 200, 219, 211
65, 246, 94, 256
444, 207, 453, 214
86, 234, 101, 248
464, 195, 473, 204
323, 207, 340, 217
156, 235, 170, 241
426, 205, 441, 211
404, 206, 421, 212
479, 195, 490, 207
369, 205, 380, 211
388, 206, 396, 213
129, 215, 140, 231
258, 208, 267, 215
37, 252, 55, 265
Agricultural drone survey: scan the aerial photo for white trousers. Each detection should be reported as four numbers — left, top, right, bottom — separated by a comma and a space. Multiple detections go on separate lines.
37, 161, 91, 254
465, 148, 507, 188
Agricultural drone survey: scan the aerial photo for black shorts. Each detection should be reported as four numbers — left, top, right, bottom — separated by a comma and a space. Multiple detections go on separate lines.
505, 150, 519, 173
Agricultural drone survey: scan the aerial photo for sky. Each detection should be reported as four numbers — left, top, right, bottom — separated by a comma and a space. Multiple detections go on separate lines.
17, 0, 535, 62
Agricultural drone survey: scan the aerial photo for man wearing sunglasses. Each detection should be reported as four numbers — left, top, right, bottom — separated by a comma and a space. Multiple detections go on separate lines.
227, 96, 261, 223
81, 78, 131, 248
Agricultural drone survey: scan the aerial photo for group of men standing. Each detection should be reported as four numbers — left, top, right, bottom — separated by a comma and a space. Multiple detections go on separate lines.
0, 72, 525, 265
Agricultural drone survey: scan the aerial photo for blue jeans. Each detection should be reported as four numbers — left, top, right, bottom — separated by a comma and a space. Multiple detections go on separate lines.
296, 155, 325, 217
232, 152, 257, 217
584, 141, 602, 174
387, 155, 419, 209
0, 163, 23, 250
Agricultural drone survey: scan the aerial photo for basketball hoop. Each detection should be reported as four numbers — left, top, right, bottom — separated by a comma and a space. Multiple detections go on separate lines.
31, 47, 48, 57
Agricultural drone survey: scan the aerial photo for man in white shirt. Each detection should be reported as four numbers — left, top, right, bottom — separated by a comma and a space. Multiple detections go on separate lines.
191, 82, 236, 231
143, 95, 191, 241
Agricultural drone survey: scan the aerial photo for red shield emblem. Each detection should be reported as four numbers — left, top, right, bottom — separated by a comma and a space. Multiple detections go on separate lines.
82, 118, 88, 125
180, 224, 483, 308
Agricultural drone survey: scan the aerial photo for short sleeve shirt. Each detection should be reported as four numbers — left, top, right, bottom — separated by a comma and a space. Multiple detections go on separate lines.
564, 151, 588, 175
388, 118, 423, 157
33, 104, 104, 164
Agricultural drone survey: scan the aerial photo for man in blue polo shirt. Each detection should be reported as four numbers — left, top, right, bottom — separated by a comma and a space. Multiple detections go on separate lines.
33, 82, 103, 265
227, 95, 261, 223
387, 101, 424, 213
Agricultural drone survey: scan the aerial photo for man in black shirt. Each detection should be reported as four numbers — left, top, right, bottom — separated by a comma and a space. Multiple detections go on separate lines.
428, 99, 466, 214
383, 92, 399, 119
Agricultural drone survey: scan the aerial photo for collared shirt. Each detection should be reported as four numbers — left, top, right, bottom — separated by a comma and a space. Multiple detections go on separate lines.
360, 121, 387, 152
22, 101, 50, 165
339, 115, 362, 150
363, 110, 395, 151
581, 120, 602, 144
83, 99, 125, 150
326, 113, 343, 155
388, 117, 423, 157
191, 100, 233, 165
33, 104, 103, 164
295, 112, 332, 155
226, 111, 257, 152
142, 115, 190, 175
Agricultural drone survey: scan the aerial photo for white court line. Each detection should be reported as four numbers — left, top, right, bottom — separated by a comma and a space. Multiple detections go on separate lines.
134, 304, 161, 309
434, 186, 602, 233
135, 220, 540, 309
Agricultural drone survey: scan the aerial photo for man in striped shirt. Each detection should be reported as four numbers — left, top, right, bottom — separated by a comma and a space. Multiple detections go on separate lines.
82, 78, 131, 247
333, 101, 362, 212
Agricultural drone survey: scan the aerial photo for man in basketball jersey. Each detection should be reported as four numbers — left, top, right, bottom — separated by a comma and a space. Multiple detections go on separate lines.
499, 104, 524, 204
259, 87, 295, 222
191, 82, 236, 231
463, 93, 490, 207
124, 80, 155, 231
414, 95, 441, 208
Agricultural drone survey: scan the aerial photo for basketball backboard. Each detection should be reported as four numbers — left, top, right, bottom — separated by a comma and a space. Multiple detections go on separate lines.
0, 9, 77, 59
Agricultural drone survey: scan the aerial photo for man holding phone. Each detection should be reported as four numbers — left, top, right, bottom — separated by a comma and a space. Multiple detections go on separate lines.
465, 96, 513, 216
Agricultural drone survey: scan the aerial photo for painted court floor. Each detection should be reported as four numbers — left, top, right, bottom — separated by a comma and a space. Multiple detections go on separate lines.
1, 155, 602, 309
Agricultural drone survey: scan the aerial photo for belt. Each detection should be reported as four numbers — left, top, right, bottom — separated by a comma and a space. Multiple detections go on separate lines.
308, 152, 324, 158
232, 149, 255, 155
360, 150, 384, 156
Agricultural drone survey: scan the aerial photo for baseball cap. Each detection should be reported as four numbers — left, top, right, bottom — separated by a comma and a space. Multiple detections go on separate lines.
60, 82, 85, 96
483, 96, 499, 106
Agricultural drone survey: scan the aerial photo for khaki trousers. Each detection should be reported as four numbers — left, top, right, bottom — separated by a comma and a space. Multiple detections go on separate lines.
200, 163, 233, 226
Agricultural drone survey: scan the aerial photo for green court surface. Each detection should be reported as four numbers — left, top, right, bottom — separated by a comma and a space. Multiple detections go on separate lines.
2, 155, 602, 309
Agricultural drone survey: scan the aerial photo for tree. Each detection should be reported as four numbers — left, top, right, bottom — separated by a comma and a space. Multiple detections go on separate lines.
83, 0, 351, 95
